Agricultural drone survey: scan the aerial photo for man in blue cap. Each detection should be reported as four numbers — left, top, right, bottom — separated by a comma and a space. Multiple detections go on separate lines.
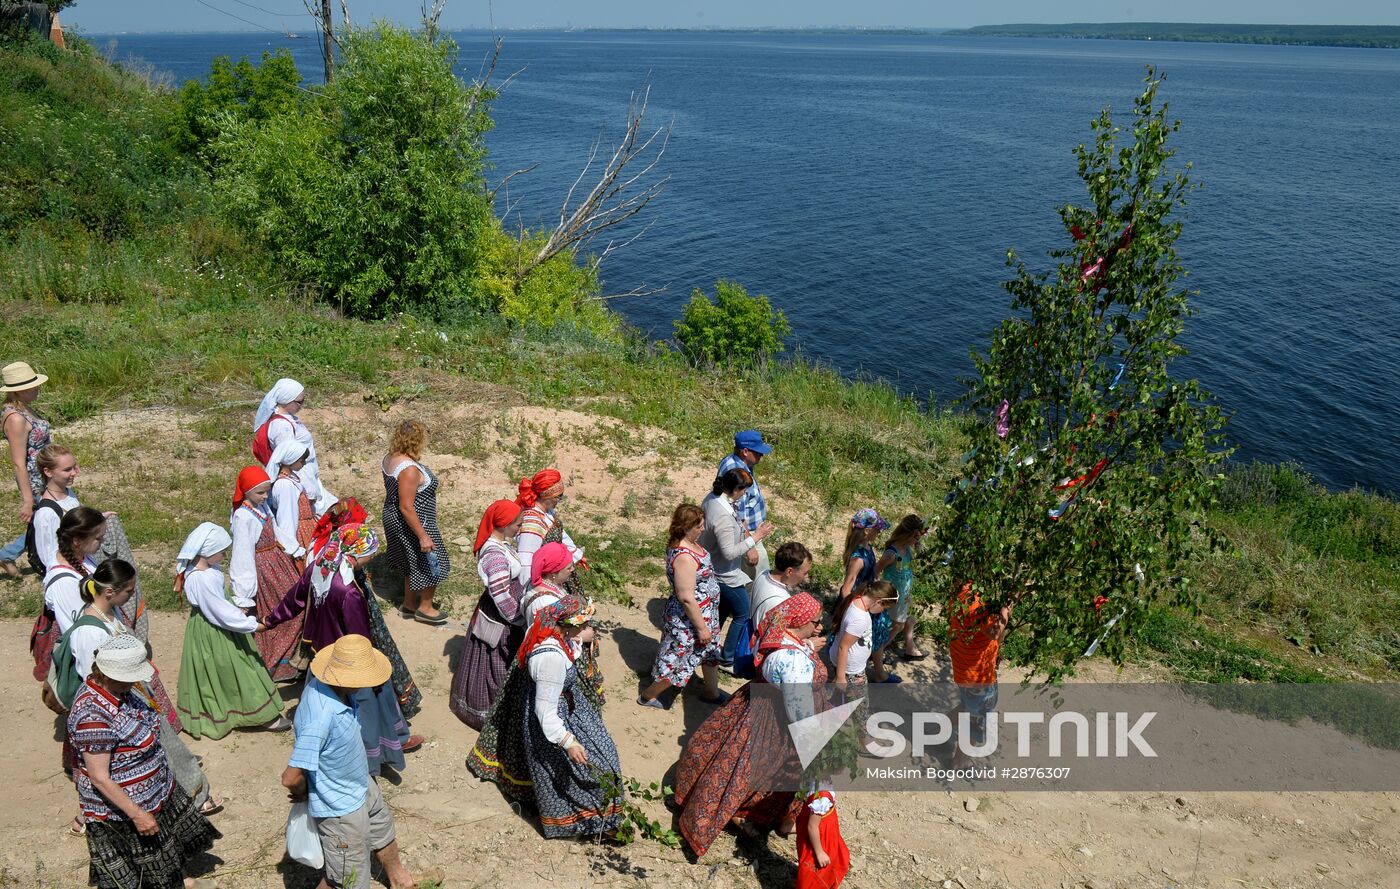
719, 430, 772, 579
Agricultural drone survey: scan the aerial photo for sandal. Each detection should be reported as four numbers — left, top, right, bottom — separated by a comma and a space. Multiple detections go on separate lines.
403, 734, 425, 754
880, 674, 904, 684
637, 695, 670, 711
67, 817, 86, 838
413, 609, 448, 626
699, 690, 732, 705
901, 649, 929, 661
199, 798, 225, 817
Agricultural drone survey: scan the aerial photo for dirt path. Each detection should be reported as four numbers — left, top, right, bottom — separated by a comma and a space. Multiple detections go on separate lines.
3, 602, 1396, 889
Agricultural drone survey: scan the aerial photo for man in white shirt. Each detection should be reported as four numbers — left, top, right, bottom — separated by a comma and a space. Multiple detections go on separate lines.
750, 541, 813, 629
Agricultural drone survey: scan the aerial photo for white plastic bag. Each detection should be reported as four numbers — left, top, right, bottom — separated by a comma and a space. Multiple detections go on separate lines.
285, 800, 324, 869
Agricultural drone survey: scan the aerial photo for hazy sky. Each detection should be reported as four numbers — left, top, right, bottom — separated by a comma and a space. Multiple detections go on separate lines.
65, 1, 1400, 34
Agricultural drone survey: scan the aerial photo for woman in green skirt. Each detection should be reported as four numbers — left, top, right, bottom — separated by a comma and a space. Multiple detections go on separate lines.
175, 522, 291, 739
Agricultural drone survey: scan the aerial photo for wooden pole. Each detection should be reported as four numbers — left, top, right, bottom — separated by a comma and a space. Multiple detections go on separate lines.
320, 0, 334, 83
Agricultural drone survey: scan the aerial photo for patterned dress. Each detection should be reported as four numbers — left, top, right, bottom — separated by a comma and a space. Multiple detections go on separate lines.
650, 544, 722, 686
882, 543, 916, 624
673, 639, 828, 858
246, 505, 310, 682
469, 641, 623, 838
382, 457, 449, 592
68, 679, 219, 889
1, 403, 50, 500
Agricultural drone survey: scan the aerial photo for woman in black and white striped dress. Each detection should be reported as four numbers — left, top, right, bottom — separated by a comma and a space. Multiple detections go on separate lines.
381, 419, 450, 625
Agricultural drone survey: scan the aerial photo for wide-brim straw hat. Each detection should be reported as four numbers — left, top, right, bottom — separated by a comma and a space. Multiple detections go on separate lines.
1, 361, 47, 393
311, 634, 391, 689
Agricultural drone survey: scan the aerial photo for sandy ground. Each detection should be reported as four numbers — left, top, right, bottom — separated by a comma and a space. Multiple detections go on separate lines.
3, 604, 1398, 889
2, 400, 1398, 887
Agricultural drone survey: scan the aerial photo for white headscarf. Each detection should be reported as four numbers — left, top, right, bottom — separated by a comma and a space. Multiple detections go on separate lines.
253, 378, 304, 432
176, 522, 233, 576
266, 438, 311, 479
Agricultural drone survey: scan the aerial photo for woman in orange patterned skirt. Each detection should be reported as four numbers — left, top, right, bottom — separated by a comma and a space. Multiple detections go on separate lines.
673, 592, 827, 857
229, 465, 308, 682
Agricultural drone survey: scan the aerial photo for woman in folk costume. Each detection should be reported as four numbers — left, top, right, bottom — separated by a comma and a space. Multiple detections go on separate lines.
450, 499, 526, 729
229, 465, 309, 683
515, 468, 584, 590
174, 522, 291, 739
253, 377, 336, 514
262, 524, 422, 770
673, 592, 828, 857
266, 439, 317, 568
311, 498, 422, 720
516, 470, 605, 706
468, 593, 623, 839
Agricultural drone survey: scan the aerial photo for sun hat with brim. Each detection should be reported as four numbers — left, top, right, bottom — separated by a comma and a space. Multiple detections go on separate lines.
1, 361, 48, 393
311, 634, 391, 689
94, 633, 155, 683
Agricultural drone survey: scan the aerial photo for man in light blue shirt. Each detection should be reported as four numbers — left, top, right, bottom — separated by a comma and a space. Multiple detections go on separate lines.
282, 635, 434, 889
719, 429, 772, 577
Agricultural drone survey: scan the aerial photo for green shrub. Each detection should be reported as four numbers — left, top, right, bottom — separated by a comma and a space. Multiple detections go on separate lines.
166, 49, 302, 160
471, 218, 617, 338
213, 23, 495, 319
673, 279, 790, 365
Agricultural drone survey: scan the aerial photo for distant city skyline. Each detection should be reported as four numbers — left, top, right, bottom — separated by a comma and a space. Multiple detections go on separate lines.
65, 1, 1400, 34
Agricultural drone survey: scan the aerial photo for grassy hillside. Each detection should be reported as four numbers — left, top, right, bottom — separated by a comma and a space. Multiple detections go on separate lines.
2, 30, 1396, 683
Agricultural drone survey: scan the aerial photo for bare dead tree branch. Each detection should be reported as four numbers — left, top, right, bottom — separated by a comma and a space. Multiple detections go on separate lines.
589, 282, 670, 302
463, 37, 503, 121
419, 0, 445, 41
515, 84, 671, 282
488, 163, 540, 203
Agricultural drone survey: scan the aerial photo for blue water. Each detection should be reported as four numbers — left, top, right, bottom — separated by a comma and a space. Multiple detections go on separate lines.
94, 31, 1400, 496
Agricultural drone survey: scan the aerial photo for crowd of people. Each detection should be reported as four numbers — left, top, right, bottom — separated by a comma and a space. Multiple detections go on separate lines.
3, 360, 1011, 889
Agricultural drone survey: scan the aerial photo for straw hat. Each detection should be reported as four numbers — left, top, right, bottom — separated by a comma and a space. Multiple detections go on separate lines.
94, 633, 155, 683
1, 361, 47, 393
311, 634, 391, 689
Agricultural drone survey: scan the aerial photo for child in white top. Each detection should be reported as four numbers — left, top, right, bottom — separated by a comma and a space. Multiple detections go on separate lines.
828, 579, 897, 689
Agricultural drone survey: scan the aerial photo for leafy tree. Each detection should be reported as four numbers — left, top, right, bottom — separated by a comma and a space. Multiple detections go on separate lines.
673, 279, 791, 365
167, 50, 302, 160
936, 68, 1231, 682
214, 23, 495, 319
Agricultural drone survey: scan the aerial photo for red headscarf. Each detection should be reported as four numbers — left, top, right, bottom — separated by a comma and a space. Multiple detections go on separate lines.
752, 592, 822, 672
516, 468, 564, 509
475, 500, 522, 556
311, 497, 368, 557
232, 466, 271, 510
530, 541, 573, 588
